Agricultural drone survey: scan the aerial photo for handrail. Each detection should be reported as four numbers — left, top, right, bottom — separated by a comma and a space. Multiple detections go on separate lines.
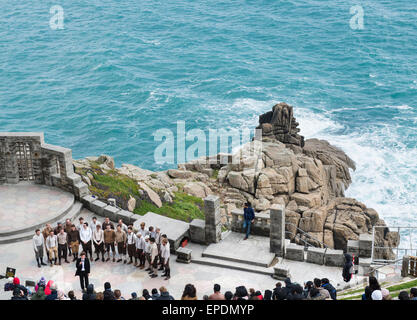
285, 231, 327, 251
372, 225, 417, 265
369, 258, 404, 279
285, 222, 329, 249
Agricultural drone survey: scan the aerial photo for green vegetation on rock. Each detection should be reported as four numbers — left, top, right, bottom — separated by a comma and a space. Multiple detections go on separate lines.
212, 169, 219, 179
134, 192, 204, 222
93, 172, 139, 199
75, 159, 206, 223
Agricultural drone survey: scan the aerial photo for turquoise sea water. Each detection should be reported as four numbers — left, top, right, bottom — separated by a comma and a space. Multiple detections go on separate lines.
1, 1, 416, 228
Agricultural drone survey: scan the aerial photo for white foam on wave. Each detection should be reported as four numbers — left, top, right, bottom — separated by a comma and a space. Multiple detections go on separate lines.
295, 108, 417, 227
329, 104, 413, 112
295, 108, 344, 137
221, 99, 416, 228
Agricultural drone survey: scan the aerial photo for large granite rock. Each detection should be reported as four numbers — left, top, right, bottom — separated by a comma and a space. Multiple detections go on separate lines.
183, 181, 211, 198
303, 138, 355, 192
257, 102, 305, 148
74, 103, 398, 256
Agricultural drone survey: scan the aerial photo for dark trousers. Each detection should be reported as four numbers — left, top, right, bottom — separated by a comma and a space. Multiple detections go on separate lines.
136, 249, 145, 266
157, 244, 161, 264
94, 242, 104, 258
34, 245, 44, 259
145, 253, 151, 266
58, 244, 67, 261
128, 244, 136, 260
81, 241, 93, 258
164, 258, 170, 277
150, 256, 158, 274
158, 257, 165, 270
106, 243, 115, 258
117, 242, 126, 259
78, 271, 89, 291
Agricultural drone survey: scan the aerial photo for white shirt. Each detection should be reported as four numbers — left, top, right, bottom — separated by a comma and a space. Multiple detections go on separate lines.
161, 243, 170, 260
90, 220, 100, 232
33, 234, 43, 251
81, 258, 85, 271
93, 229, 104, 245
119, 223, 128, 234
144, 241, 151, 254
46, 235, 58, 250
135, 235, 145, 250
80, 227, 92, 243
127, 232, 137, 245
138, 228, 149, 237
155, 232, 161, 245
151, 243, 158, 261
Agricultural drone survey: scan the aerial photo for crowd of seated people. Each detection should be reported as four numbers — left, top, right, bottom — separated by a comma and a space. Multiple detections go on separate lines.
5, 275, 417, 301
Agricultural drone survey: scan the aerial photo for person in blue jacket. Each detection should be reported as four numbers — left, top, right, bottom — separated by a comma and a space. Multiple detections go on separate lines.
243, 202, 255, 240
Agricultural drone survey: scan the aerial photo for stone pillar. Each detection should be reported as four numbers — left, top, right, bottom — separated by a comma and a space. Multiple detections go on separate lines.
401, 255, 410, 277
359, 233, 373, 258
270, 204, 285, 257
204, 195, 222, 244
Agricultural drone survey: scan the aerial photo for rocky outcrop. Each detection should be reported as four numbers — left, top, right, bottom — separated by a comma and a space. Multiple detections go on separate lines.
257, 102, 305, 149
73, 102, 397, 254
303, 138, 355, 193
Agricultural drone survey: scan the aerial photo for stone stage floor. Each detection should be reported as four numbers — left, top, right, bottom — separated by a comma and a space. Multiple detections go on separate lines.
0, 209, 280, 300
0, 183, 74, 234
202, 232, 276, 267
0, 206, 354, 300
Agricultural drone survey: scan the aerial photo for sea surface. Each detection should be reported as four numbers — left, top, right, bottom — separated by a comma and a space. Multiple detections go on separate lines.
1, 1, 416, 232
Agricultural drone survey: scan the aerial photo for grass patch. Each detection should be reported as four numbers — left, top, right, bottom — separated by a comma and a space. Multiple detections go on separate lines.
93, 172, 140, 196
385, 279, 417, 292
212, 169, 219, 179
75, 163, 208, 224
339, 286, 366, 296
340, 279, 417, 300
339, 281, 389, 296
134, 192, 204, 223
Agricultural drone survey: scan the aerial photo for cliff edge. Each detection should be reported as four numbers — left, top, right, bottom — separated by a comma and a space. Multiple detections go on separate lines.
73, 103, 398, 258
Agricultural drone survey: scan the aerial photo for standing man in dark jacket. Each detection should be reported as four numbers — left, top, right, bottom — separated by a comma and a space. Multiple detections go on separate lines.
243, 202, 255, 240
342, 253, 353, 282
75, 251, 90, 292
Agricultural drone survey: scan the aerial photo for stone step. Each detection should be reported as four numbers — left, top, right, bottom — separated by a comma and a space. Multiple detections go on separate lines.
201, 250, 274, 268
0, 202, 83, 244
191, 256, 275, 276
201, 232, 277, 268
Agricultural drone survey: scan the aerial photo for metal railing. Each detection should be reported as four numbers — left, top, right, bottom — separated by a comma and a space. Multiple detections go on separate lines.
371, 225, 417, 265
285, 222, 329, 250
